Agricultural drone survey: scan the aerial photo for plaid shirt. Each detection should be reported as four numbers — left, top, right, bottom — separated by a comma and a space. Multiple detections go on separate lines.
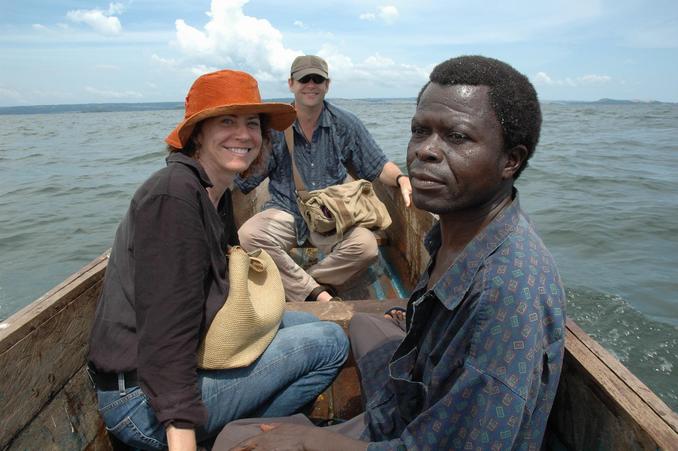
359, 193, 566, 450
236, 101, 388, 245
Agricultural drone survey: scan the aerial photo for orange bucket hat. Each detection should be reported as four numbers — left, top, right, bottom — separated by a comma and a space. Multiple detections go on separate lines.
165, 69, 296, 149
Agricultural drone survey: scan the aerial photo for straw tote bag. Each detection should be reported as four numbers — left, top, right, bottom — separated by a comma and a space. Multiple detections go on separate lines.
197, 246, 285, 369
284, 128, 391, 239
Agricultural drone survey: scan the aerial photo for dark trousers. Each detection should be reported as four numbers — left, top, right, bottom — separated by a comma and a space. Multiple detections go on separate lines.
213, 313, 407, 449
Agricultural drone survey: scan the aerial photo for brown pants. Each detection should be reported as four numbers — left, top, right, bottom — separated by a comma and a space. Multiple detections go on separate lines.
213, 313, 406, 449
238, 208, 379, 301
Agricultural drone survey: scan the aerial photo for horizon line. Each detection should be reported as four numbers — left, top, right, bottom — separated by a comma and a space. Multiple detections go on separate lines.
0, 97, 675, 111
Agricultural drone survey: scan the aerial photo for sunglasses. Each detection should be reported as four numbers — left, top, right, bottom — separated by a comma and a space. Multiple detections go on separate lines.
297, 74, 327, 84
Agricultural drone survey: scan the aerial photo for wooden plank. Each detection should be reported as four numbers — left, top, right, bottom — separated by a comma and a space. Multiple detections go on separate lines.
0, 255, 108, 449
6, 366, 112, 451
286, 299, 408, 333
373, 182, 434, 290
288, 300, 406, 424
331, 357, 362, 420
565, 319, 678, 435
0, 251, 109, 353
232, 180, 270, 230
549, 319, 678, 449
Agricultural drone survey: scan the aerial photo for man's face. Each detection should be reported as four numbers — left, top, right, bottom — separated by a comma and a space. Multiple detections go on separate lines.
406, 83, 512, 217
288, 76, 330, 109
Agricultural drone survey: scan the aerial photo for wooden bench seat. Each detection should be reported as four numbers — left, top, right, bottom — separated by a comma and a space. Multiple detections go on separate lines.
286, 298, 407, 421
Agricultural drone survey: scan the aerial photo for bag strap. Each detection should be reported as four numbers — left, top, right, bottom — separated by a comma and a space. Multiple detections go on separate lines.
284, 127, 307, 192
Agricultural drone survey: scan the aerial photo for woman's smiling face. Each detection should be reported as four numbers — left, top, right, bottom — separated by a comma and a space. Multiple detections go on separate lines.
196, 113, 263, 177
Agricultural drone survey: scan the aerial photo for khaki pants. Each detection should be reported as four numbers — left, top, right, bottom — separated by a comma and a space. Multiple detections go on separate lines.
238, 208, 379, 302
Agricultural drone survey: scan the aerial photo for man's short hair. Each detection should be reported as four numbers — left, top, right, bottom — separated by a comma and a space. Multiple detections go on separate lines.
417, 55, 541, 179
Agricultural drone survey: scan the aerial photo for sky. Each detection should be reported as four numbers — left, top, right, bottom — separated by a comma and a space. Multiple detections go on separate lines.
1, 0, 677, 106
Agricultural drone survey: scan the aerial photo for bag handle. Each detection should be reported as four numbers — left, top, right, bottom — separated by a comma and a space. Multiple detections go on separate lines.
284, 127, 308, 192
229, 246, 267, 272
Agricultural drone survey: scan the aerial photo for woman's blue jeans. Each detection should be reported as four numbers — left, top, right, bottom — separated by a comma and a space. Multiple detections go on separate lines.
96, 311, 349, 450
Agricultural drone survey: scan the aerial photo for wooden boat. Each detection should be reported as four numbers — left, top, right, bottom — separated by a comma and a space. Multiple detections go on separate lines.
1, 180, 677, 450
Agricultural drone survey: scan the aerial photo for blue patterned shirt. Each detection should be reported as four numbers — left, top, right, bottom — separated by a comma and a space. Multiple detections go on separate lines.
359, 193, 566, 450
236, 101, 388, 245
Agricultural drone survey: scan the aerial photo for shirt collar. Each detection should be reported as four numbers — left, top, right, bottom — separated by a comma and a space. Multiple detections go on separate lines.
166, 151, 213, 189
291, 100, 331, 133
423, 189, 523, 311
317, 101, 332, 128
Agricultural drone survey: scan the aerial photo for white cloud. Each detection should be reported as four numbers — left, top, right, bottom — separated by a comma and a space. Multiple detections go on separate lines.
360, 6, 399, 24
316, 47, 429, 89
151, 53, 179, 68
578, 74, 612, 84
533, 71, 612, 87
293, 20, 306, 29
32, 24, 47, 31
0, 87, 23, 103
378, 6, 399, 24
534, 72, 553, 85
172, 0, 300, 80
85, 86, 143, 99
164, 0, 427, 97
107, 3, 125, 15
190, 64, 220, 76
66, 3, 125, 35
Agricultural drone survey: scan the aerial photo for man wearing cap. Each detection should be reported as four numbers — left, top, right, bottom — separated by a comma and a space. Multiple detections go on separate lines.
237, 55, 412, 303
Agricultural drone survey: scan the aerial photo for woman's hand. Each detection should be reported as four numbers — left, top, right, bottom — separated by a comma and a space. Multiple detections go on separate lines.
229, 423, 368, 451
167, 424, 197, 451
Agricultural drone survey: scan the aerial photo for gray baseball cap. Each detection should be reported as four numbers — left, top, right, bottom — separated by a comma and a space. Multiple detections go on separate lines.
290, 55, 329, 80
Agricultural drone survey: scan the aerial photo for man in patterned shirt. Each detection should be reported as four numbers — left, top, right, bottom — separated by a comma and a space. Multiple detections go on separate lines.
237, 55, 413, 302
221, 55, 566, 450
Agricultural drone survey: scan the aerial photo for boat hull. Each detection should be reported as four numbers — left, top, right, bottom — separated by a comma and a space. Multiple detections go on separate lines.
1, 182, 676, 450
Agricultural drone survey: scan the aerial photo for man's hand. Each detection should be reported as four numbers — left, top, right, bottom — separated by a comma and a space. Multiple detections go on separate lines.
397, 175, 412, 208
229, 423, 368, 451
378, 162, 412, 208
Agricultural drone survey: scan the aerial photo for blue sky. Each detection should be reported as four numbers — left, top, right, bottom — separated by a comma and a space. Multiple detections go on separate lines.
1, 0, 677, 106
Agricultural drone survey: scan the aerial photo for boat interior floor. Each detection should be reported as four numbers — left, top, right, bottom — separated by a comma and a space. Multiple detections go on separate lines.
289, 246, 410, 302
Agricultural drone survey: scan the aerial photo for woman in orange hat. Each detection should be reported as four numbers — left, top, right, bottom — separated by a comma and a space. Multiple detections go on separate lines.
87, 70, 349, 451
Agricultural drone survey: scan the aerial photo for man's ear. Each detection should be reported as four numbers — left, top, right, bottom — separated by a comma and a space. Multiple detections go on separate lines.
288, 78, 294, 92
503, 145, 528, 179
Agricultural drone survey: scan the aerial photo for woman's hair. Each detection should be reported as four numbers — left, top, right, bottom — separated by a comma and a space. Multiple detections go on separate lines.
166, 114, 272, 178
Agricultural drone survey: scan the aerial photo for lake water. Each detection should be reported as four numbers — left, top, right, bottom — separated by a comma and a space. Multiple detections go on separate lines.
0, 99, 677, 411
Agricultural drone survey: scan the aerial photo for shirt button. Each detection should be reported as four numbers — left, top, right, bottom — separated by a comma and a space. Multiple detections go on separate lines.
311, 163, 314, 167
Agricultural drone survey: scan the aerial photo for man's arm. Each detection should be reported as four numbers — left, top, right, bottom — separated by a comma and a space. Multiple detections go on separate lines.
378, 161, 412, 207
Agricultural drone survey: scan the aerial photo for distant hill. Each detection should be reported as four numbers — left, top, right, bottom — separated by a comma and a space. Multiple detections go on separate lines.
0, 102, 185, 115
1, 98, 674, 115
542, 98, 671, 105
593, 98, 665, 105
0, 99, 298, 115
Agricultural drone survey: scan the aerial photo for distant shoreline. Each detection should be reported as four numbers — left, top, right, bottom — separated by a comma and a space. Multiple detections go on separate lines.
0, 98, 673, 115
